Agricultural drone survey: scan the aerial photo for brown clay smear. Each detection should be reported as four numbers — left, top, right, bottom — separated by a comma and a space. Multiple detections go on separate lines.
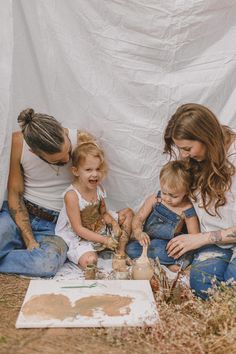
74, 294, 133, 317
80, 203, 105, 233
22, 293, 133, 320
22, 294, 73, 320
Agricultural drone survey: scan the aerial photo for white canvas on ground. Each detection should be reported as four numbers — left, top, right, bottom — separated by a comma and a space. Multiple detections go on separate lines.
15, 279, 159, 328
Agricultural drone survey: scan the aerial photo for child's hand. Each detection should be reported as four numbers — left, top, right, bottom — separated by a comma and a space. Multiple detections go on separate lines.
104, 236, 119, 251
137, 232, 150, 246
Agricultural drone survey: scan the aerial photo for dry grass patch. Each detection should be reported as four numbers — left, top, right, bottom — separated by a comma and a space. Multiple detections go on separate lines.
0, 274, 236, 354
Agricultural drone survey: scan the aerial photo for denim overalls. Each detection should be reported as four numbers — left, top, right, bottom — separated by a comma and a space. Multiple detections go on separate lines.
144, 191, 196, 239
126, 191, 197, 266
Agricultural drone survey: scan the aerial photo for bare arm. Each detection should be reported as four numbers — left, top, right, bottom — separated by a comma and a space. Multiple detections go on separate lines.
167, 225, 236, 260
65, 191, 117, 249
7, 132, 39, 250
208, 227, 236, 244
132, 194, 156, 246
185, 215, 200, 234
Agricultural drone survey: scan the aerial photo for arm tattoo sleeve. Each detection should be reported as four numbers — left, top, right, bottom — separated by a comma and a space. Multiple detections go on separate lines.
209, 230, 222, 244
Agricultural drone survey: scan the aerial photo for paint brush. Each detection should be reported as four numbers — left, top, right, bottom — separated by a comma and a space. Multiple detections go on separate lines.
61, 282, 107, 289
61, 282, 98, 289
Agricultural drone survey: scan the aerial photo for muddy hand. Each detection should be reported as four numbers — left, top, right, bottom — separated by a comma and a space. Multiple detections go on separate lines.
105, 236, 119, 251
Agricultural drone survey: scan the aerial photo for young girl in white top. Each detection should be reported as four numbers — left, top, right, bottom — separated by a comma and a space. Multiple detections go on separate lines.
55, 141, 132, 268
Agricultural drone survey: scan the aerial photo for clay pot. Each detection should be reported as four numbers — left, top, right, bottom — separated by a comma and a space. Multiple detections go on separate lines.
84, 264, 97, 280
132, 259, 154, 280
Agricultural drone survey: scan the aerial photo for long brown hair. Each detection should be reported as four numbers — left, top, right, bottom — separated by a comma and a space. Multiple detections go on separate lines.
164, 103, 235, 215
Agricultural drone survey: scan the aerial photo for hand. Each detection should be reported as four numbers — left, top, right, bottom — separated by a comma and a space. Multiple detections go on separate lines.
166, 233, 205, 259
27, 240, 40, 251
104, 236, 119, 251
115, 251, 133, 266
137, 232, 150, 246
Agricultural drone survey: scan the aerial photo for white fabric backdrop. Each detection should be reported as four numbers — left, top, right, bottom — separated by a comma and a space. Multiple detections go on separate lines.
0, 0, 13, 206
1, 0, 236, 210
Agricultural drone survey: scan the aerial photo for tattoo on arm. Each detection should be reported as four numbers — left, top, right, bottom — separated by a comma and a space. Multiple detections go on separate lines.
226, 231, 236, 239
9, 194, 33, 243
209, 230, 222, 244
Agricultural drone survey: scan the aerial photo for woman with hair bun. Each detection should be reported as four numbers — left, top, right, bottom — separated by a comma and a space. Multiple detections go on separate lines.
164, 103, 236, 299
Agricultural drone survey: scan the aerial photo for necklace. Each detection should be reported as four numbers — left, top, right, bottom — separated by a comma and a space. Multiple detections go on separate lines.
49, 164, 60, 176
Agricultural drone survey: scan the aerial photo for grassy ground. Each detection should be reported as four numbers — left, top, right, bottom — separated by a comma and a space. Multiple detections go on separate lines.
0, 274, 236, 354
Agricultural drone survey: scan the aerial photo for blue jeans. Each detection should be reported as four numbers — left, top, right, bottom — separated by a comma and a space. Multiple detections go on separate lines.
0, 201, 68, 277
126, 239, 176, 264
190, 245, 236, 300
126, 239, 192, 268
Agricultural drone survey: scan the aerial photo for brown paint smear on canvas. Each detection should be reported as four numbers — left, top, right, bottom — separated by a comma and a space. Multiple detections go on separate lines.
22, 294, 73, 320
74, 294, 132, 317
22, 293, 133, 320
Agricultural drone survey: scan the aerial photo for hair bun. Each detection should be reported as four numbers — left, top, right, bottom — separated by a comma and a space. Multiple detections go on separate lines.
18, 108, 35, 129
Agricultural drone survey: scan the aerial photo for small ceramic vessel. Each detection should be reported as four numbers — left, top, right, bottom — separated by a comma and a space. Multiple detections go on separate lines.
84, 264, 97, 280
132, 245, 154, 280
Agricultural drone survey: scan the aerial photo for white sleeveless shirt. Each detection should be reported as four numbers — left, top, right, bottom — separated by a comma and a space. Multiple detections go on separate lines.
55, 184, 106, 244
21, 129, 78, 212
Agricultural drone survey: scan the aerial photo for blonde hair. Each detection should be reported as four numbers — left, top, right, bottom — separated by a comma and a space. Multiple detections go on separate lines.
18, 108, 65, 154
160, 160, 193, 194
164, 103, 235, 215
72, 141, 108, 177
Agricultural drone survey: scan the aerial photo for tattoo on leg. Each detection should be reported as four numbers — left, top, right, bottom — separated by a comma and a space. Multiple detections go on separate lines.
209, 230, 222, 244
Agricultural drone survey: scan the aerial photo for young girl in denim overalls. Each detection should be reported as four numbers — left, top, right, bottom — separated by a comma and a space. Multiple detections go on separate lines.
126, 160, 200, 272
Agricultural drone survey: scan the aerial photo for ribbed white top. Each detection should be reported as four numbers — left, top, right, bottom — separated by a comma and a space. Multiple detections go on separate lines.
21, 129, 78, 211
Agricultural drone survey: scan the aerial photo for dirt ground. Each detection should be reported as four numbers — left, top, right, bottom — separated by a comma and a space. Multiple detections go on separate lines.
0, 274, 236, 354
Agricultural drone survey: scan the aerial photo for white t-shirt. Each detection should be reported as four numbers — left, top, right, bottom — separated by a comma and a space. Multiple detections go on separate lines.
192, 140, 236, 249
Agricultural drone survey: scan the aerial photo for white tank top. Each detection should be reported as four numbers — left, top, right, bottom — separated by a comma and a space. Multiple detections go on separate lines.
21, 129, 78, 212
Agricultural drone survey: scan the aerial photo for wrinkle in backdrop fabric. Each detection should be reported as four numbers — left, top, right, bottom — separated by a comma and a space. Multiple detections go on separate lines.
1, 0, 236, 210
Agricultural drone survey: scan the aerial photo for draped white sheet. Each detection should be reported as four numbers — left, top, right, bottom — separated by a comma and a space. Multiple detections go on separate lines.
2, 0, 236, 210
0, 0, 13, 207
